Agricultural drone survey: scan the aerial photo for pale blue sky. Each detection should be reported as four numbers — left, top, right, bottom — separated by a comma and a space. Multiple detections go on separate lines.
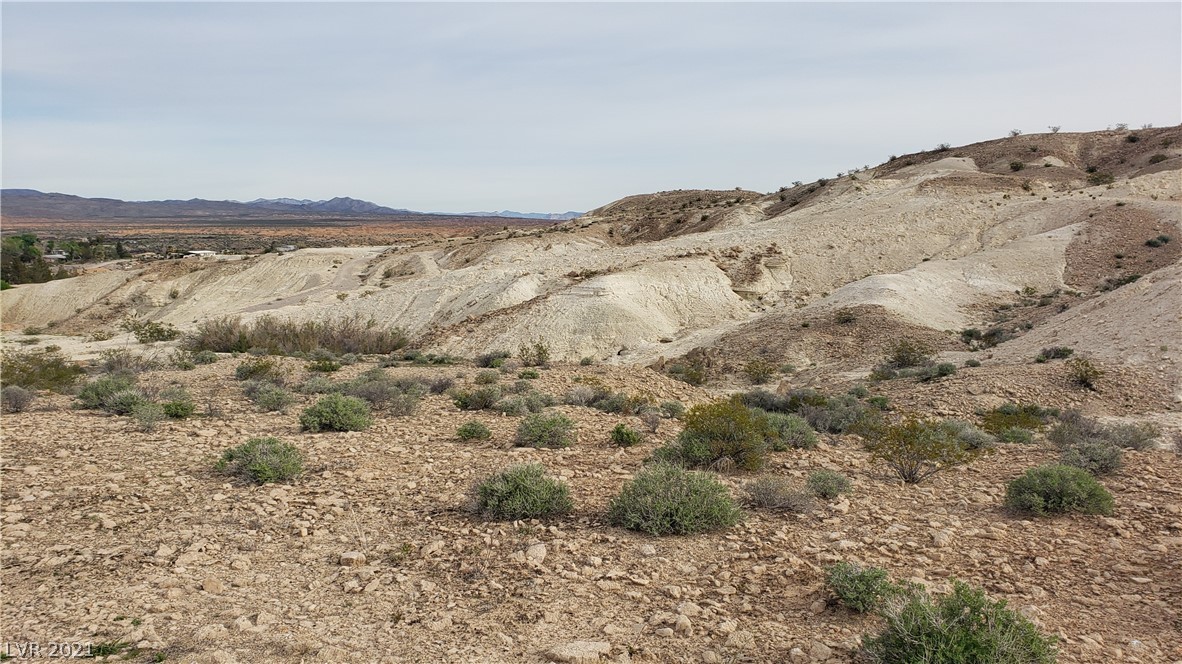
3, 2, 1180, 212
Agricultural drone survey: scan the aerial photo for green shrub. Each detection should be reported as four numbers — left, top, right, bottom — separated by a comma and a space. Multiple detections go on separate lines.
120, 317, 181, 344
826, 562, 894, 613
0, 385, 36, 413
807, 469, 851, 499
235, 356, 286, 383
518, 368, 540, 379
765, 412, 817, 450
1047, 410, 1157, 452
131, 401, 166, 432
980, 403, 1057, 434
863, 580, 1057, 663
997, 427, 1034, 444
168, 349, 197, 370
660, 399, 771, 471
743, 358, 777, 385
883, 338, 935, 369
860, 417, 981, 484
1061, 440, 1123, 475
306, 358, 342, 373
473, 464, 572, 520
474, 370, 500, 385
607, 463, 741, 536
96, 348, 158, 375
579, 356, 594, 366
660, 401, 686, 419
1009, 160, 1025, 172
452, 386, 503, 411
186, 314, 408, 356
247, 382, 297, 412
387, 392, 420, 417
1035, 346, 1074, 363
217, 437, 303, 484
299, 393, 373, 432
1148, 153, 1168, 164
161, 389, 196, 419
1, 348, 85, 392
867, 395, 890, 410
921, 362, 957, 381
937, 419, 996, 450
610, 423, 644, 448
799, 394, 873, 434
1087, 172, 1114, 186
517, 339, 551, 367
1004, 464, 1114, 516
457, 420, 492, 441
742, 476, 813, 512
474, 350, 510, 368
1105, 422, 1160, 450
193, 350, 219, 365
76, 374, 138, 410
515, 412, 575, 448
103, 388, 150, 415
964, 359, 981, 368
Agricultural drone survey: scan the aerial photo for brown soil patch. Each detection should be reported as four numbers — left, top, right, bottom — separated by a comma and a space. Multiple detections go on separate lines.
1063, 206, 1180, 291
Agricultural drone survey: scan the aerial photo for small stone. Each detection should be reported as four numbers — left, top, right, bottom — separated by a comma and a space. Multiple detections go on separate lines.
155, 544, 175, 558
229, 615, 253, 632
725, 630, 755, 649
655, 628, 674, 637
526, 543, 547, 566
639, 544, 657, 556
674, 614, 692, 635
202, 577, 225, 594
339, 551, 366, 567
545, 640, 612, 664
809, 640, 832, 661
194, 624, 228, 641
677, 602, 703, 617
789, 647, 808, 664
809, 599, 827, 615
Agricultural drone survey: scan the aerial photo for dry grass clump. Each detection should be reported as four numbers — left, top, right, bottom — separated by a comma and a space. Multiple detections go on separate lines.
187, 314, 408, 356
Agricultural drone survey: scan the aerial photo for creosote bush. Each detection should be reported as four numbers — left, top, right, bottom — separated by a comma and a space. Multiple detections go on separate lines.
473, 464, 572, 520
860, 417, 982, 484
235, 357, 287, 383
826, 562, 895, 613
299, 393, 373, 432
764, 412, 817, 450
980, 403, 1057, 435
76, 374, 138, 411
608, 463, 741, 536
515, 412, 575, 448
217, 437, 303, 484
655, 398, 771, 471
1, 348, 85, 393
1004, 464, 1114, 516
863, 580, 1057, 664
186, 314, 408, 356
131, 401, 166, 432
456, 420, 492, 441
474, 370, 500, 385
452, 385, 503, 411
610, 423, 644, 448
121, 317, 181, 344
1060, 439, 1122, 475
246, 381, 297, 412
807, 469, 851, 499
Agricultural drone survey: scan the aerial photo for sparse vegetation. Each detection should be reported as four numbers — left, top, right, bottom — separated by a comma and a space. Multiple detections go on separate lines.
517, 339, 551, 367
764, 412, 817, 450
654, 398, 771, 471
860, 417, 982, 484
76, 374, 139, 412
473, 464, 572, 520
1, 348, 85, 392
1035, 346, 1074, 362
452, 385, 503, 411
743, 358, 776, 385
218, 437, 303, 484
610, 423, 644, 448
863, 580, 1057, 663
806, 469, 851, 499
456, 420, 492, 441
246, 381, 297, 412
515, 412, 575, 448
826, 562, 894, 613
607, 463, 741, 536
743, 476, 813, 512
187, 314, 408, 356
1066, 356, 1103, 390
1060, 439, 1123, 475
234, 356, 286, 383
1004, 464, 1114, 516
1, 385, 36, 413
299, 393, 373, 432
121, 317, 181, 344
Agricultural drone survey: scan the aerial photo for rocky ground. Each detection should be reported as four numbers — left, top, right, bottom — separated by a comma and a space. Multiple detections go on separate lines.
2, 358, 1180, 663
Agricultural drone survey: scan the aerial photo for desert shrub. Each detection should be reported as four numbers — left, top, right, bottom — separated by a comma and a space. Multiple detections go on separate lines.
235, 357, 286, 383
980, 403, 1057, 435
807, 469, 851, 499
306, 358, 342, 373
453, 385, 503, 411
456, 420, 492, 441
660, 399, 771, 471
217, 437, 303, 484
883, 338, 935, 369
1087, 172, 1114, 186
474, 370, 500, 385
764, 412, 817, 450
610, 423, 644, 448
168, 349, 197, 370
1, 348, 85, 392
296, 374, 337, 395
384, 392, 418, 417
247, 382, 296, 412
997, 427, 1034, 444
607, 463, 741, 536
1, 386, 36, 413
861, 417, 981, 484
564, 386, 597, 407
76, 374, 137, 410
1104, 422, 1159, 450
102, 388, 150, 416
131, 401, 166, 432
473, 464, 572, 520
867, 395, 890, 410
964, 358, 981, 368
493, 395, 531, 416
517, 339, 551, 367
186, 314, 408, 356
834, 309, 858, 324
737, 388, 787, 413
799, 394, 873, 434
474, 350, 511, 368
666, 358, 708, 386
427, 377, 454, 394
743, 358, 777, 385
660, 401, 686, 419
95, 348, 159, 375
862, 580, 1057, 663
1035, 346, 1074, 363
848, 385, 870, 398
640, 410, 662, 433
341, 378, 398, 409
193, 350, 219, 365
1004, 464, 1114, 516
826, 562, 894, 613
515, 412, 575, 448
1148, 153, 1168, 164
299, 393, 373, 432
937, 419, 996, 450
743, 476, 813, 512
1061, 439, 1123, 475
161, 389, 196, 419
518, 368, 540, 379
579, 356, 594, 366
920, 362, 957, 381
120, 317, 181, 344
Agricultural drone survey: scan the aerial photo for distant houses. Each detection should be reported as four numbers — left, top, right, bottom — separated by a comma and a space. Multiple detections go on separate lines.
186, 250, 217, 258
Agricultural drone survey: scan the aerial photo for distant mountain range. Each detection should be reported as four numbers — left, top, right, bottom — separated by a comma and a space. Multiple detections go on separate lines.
0, 189, 581, 221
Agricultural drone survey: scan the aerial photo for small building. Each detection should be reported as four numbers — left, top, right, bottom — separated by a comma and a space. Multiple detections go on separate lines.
275, 245, 298, 253
43, 252, 69, 261
186, 250, 217, 258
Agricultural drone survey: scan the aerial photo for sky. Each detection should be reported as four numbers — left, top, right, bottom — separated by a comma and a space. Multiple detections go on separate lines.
2, 2, 1180, 213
